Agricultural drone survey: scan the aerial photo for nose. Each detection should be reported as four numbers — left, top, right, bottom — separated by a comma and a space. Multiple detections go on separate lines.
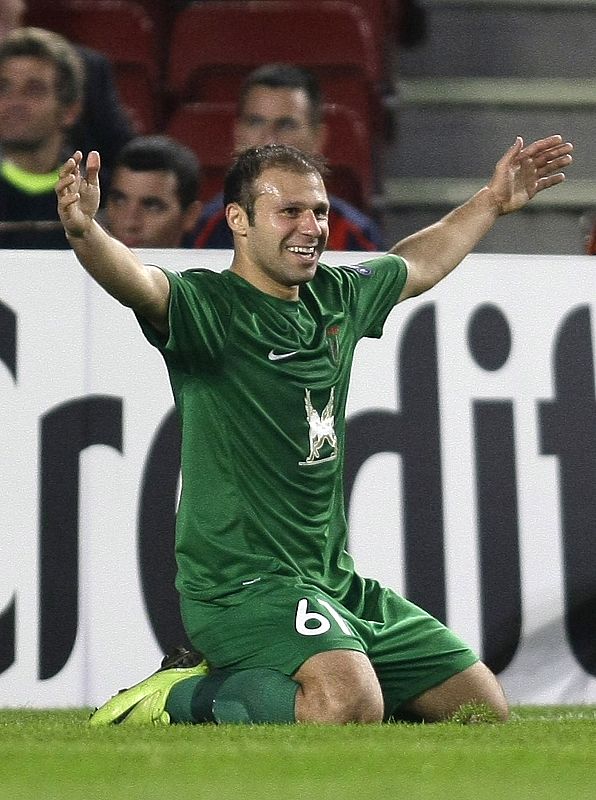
300, 209, 323, 237
121, 203, 142, 226
259, 123, 278, 146
115, 204, 144, 238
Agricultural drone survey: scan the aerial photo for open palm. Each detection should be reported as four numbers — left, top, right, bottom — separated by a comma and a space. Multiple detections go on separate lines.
488, 135, 573, 215
55, 151, 101, 237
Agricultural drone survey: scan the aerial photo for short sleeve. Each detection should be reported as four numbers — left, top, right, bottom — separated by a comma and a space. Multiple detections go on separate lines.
335, 253, 408, 340
136, 268, 231, 372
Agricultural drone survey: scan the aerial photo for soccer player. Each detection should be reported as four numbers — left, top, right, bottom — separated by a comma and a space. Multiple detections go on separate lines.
56, 135, 572, 725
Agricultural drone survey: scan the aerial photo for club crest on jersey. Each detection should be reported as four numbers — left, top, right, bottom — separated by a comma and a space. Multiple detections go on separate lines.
299, 387, 338, 466
326, 325, 340, 364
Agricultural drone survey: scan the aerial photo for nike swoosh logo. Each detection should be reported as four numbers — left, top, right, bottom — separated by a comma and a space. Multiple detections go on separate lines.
268, 349, 299, 361
241, 577, 262, 586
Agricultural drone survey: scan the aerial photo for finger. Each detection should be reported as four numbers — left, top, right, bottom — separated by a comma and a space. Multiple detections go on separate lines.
519, 135, 564, 159
58, 158, 75, 180
494, 136, 523, 174
537, 153, 573, 178
59, 154, 81, 182
535, 173, 566, 193
55, 173, 78, 195
85, 151, 101, 184
503, 135, 523, 161
531, 144, 573, 170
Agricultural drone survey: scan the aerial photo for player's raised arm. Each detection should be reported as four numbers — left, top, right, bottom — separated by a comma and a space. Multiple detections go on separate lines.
56, 150, 170, 334
394, 135, 573, 301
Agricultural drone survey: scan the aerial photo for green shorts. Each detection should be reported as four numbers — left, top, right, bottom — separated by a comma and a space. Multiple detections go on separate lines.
180, 575, 478, 717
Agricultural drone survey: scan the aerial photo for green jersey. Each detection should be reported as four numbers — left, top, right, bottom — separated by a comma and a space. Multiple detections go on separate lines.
139, 254, 408, 602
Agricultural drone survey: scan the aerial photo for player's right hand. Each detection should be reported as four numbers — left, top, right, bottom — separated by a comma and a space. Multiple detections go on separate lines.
55, 150, 101, 238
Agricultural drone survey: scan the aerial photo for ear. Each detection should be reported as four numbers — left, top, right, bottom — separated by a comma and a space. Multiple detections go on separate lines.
62, 100, 83, 130
312, 121, 328, 155
181, 200, 203, 234
232, 118, 243, 154
225, 202, 249, 236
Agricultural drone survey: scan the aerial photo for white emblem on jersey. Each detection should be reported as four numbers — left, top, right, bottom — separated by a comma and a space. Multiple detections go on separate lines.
300, 387, 338, 465
268, 349, 299, 361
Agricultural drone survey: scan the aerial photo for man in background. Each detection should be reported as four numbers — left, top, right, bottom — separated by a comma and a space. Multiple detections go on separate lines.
0, 26, 83, 248
104, 135, 201, 248
1, 0, 134, 170
188, 63, 385, 251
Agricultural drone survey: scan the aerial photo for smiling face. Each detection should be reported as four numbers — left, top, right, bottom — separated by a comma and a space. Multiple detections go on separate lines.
0, 55, 76, 152
106, 167, 200, 248
228, 165, 330, 300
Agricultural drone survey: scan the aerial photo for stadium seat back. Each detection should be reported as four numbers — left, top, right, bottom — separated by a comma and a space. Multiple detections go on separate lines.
165, 101, 373, 210
25, 0, 160, 132
167, 1, 381, 102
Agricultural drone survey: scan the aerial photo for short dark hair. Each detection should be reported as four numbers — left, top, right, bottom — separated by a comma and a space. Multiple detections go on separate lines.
224, 144, 328, 225
238, 64, 323, 128
0, 27, 83, 107
113, 135, 201, 209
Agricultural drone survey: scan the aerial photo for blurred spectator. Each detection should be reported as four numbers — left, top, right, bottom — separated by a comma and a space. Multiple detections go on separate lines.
0, 26, 83, 248
3, 0, 134, 170
188, 63, 385, 252
587, 219, 596, 255
104, 135, 201, 248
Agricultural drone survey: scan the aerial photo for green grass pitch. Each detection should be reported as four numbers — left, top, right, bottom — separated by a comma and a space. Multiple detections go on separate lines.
1, 706, 594, 800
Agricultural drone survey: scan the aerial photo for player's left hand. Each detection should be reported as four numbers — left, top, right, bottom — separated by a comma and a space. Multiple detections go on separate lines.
487, 135, 573, 215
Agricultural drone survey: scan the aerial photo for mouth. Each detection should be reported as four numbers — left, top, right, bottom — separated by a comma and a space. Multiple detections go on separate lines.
286, 245, 318, 260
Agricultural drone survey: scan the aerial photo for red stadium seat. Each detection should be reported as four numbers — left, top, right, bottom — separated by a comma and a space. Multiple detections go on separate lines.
122, 0, 174, 32
323, 104, 374, 210
165, 103, 236, 202
237, 0, 396, 80
166, 1, 383, 138
25, 0, 161, 132
165, 101, 374, 210
110, 72, 159, 135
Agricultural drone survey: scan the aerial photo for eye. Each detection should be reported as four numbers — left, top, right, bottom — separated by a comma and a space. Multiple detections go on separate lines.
242, 114, 265, 129
107, 191, 126, 207
275, 119, 300, 133
282, 207, 300, 217
143, 199, 167, 213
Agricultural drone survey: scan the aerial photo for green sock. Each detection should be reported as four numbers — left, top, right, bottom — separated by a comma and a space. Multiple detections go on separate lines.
166, 668, 298, 724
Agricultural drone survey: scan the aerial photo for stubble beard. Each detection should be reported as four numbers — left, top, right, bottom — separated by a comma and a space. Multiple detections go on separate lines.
0, 135, 46, 154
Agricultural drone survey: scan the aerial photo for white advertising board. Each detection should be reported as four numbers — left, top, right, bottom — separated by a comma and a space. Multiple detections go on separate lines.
1, 249, 594, 707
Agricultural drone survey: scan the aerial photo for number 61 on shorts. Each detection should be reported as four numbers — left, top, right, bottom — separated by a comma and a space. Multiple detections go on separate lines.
294, 597, 353, 636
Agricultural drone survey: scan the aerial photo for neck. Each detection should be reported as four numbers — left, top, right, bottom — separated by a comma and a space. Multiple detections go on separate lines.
230, 256, 299, 301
